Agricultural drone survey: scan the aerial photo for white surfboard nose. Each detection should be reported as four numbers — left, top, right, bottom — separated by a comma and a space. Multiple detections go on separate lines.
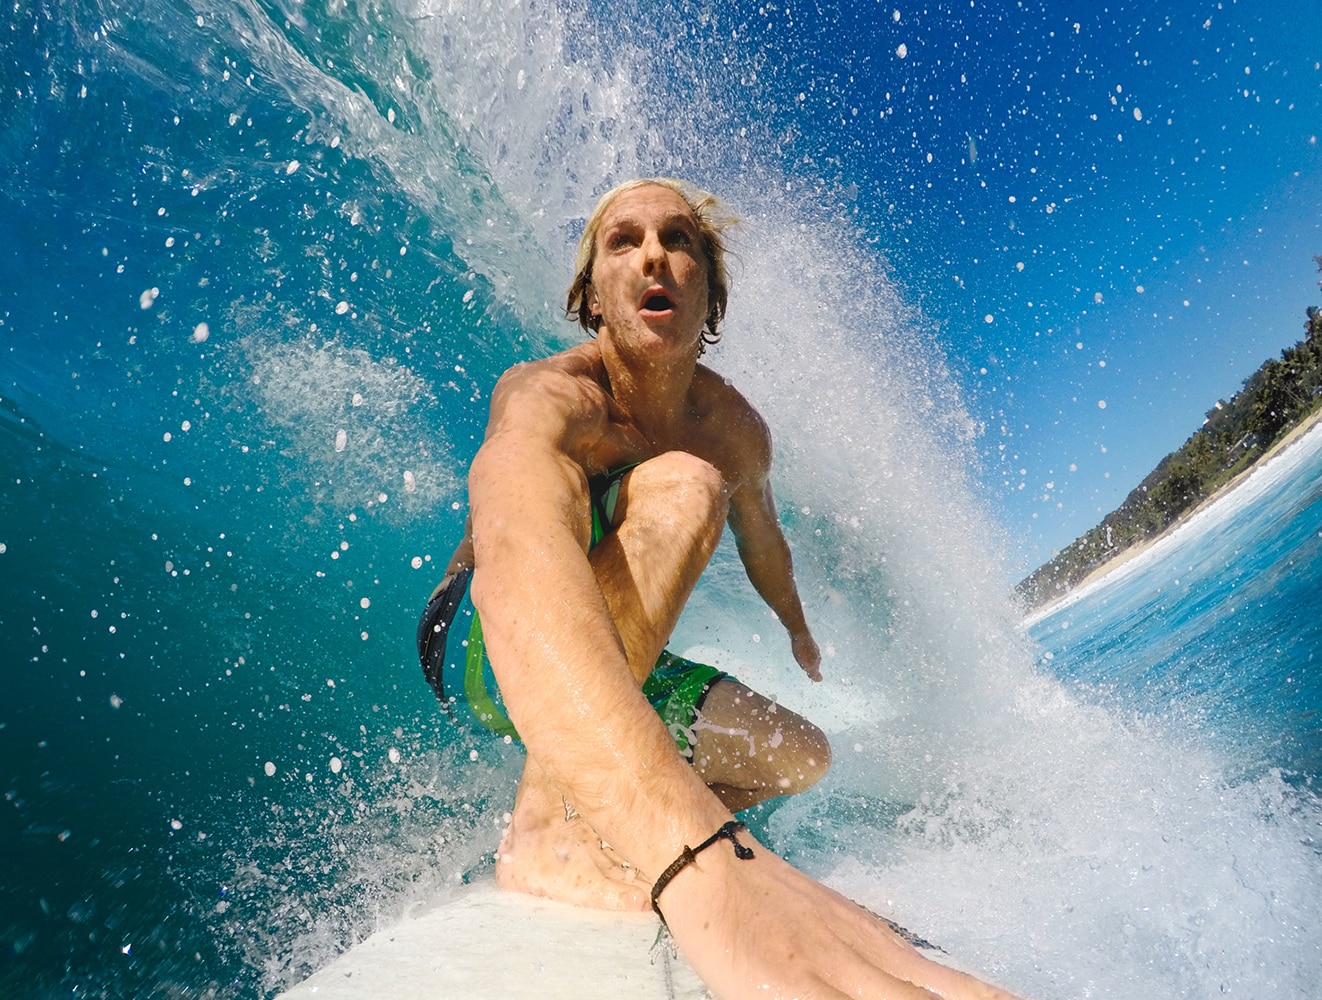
275, 880, 708, 1000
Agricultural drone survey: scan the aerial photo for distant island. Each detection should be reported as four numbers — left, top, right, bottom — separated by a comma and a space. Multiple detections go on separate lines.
1017, 261, 1322, 611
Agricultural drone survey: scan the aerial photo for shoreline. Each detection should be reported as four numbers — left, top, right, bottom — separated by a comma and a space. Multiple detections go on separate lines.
1022, 405, 1322, 625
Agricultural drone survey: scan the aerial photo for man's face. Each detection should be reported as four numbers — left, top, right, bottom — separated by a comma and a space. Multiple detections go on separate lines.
588, 185, 711, 356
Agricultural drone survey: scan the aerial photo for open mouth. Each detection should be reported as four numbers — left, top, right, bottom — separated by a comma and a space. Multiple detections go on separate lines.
642, 293, 674, 311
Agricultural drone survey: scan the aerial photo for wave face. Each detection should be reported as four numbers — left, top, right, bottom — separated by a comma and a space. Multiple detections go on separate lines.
2, 2, 1318, 997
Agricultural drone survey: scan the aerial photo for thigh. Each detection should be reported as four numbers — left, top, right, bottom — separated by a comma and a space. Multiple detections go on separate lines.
690, 679, 831, 794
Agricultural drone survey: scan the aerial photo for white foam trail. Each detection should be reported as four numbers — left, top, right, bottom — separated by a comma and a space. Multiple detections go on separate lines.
824, 680, 1322, 997
241, 335, 459, 516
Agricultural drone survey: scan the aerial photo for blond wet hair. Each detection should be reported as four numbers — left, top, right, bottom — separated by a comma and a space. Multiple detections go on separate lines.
565, 178, 738, 352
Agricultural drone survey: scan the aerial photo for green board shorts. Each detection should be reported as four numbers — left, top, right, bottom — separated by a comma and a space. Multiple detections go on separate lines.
641, 650, 727, 755
415, 465, 733, 755
416, 575, 731, 755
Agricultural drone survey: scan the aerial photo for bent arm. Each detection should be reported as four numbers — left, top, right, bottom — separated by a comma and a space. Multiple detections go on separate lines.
728, 473, 822, 681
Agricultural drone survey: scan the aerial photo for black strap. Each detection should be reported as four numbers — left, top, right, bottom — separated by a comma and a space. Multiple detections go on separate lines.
650, 821, 755, 923
415, 566, 472, 708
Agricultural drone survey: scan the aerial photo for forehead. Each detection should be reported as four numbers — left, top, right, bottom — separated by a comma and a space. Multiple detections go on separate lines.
597, 185, 698, 232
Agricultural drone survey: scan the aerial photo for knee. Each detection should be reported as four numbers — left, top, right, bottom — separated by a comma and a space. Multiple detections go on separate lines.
781, 722, 831, 794
650, 451, 725, 500
632, 452, 728, 525
802, 725, 832, 788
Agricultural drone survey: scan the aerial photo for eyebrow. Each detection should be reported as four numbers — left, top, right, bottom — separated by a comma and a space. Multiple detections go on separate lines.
602, 210, 699, 232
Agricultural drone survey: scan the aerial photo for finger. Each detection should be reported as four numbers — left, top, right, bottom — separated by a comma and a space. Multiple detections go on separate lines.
836, 899, 1024, 1000
904, 962, 1025, 1000
814, 950, 941, 1000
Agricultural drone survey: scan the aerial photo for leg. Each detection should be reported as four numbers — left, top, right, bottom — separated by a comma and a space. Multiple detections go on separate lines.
587, 453, 729, 677
496, 453, 728, 909
691, 679, 831, 812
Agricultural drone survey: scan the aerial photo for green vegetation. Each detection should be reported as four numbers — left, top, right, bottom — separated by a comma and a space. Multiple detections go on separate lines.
1018, 263, 1322, 610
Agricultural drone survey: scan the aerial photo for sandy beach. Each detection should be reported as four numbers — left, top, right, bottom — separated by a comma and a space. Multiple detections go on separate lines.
1023, 404, 1322, 624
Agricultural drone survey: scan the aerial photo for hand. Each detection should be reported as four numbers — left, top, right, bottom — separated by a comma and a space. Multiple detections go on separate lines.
790, 629, 823, 682
660, 837, 1025, 1000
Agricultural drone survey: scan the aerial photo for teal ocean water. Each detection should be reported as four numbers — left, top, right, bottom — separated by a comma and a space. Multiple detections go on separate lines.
1028, 422, 1322, 782
3, 2, 1318, 997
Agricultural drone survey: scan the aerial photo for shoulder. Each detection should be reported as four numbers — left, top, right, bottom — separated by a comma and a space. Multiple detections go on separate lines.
494, 343, 599, 396
692, 366, 772, 478
489, 344, 605, 422
480, 343, 641, 472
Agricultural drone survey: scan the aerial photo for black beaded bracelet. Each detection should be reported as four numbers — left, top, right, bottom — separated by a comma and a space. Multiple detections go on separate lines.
650, 820, 755, 923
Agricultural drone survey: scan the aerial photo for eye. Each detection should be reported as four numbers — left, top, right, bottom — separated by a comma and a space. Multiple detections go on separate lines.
665, 228, 693, 247
605, 229, 636, 250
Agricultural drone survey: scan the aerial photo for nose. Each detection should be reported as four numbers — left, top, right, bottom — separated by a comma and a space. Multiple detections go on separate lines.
640, 230, 667, 272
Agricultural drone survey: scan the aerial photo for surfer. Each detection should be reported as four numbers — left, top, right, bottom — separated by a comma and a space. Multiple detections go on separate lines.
424, 178, 1025, 999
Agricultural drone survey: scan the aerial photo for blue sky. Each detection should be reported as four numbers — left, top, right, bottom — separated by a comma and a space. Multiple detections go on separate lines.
698, 0, 1322, 572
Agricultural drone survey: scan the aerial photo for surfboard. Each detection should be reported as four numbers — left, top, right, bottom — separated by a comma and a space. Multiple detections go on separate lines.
275, 879, 974, 999
275, 880, 710, 1000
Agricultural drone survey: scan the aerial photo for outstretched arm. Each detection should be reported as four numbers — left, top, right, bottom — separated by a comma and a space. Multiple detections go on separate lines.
467, 370, 732, 882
